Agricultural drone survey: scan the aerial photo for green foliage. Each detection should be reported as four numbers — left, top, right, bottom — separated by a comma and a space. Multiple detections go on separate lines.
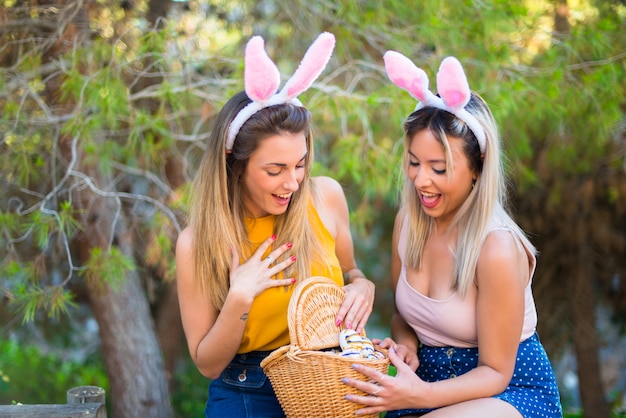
0, 210, 22, 243
80, 246, 136, 292
57, 201, 83, 239
170, 357, 210, 418
1, 260, 36, 287
0, 129, 50, 188
3, 257, 78, 323
0, 338, 108, 405
22, 211, 56, 251
10, 284, 78, 323
137, 27, 169, 58
143, 213, 178, 282
1, 5, 191, 329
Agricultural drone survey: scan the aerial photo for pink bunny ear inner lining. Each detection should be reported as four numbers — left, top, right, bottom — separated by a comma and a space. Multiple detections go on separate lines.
283, 32, 335, 98
243, 36, 281, 102
436, 57, 471, 109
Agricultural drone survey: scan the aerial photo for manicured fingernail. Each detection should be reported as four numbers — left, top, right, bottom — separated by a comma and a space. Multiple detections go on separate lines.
286, 242, 293, 248
351, 364, 360, 370
336, 319, 342, 326
347, 322, 352, 329
291, 278, 296, 284
341, 378, 349, 384
271, 234, 277, 240
290, 255, 296, 262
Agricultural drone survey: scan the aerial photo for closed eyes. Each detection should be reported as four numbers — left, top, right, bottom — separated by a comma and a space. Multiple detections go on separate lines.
409, 160, 446, 175
267, 163, 305, 176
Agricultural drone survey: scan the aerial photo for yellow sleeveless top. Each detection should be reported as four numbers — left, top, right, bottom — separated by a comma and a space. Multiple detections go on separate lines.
238, 203, 343, 353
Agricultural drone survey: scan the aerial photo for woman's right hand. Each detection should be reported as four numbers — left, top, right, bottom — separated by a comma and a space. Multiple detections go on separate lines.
228, 235, 297, 300
373, 337, 420, 371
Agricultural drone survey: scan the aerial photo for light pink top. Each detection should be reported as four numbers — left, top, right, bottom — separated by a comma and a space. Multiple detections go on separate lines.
395, 219, 538, 348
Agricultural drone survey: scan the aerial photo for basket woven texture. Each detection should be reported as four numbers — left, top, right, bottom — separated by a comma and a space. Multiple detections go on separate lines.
260, 276, 389, 418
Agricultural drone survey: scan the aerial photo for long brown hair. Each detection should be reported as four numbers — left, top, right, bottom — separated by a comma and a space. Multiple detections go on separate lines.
188, 91, 330, 310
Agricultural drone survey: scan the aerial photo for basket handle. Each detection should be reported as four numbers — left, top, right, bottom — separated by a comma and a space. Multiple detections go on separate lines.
287, 276, 346, 350
289, 276, 340, 305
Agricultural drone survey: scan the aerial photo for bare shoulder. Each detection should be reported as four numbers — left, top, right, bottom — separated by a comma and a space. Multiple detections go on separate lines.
176, 227, 196, 282
480, 230, 522, 261
311, 176, 349, 237
477, 229, 528, 286
312, 176, 348, 212
176, 226, 194, 255
312, 176, 345, 200
175, 227, 199, 295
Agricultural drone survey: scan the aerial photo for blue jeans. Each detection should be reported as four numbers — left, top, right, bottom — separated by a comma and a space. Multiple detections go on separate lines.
205, 351, 285, 418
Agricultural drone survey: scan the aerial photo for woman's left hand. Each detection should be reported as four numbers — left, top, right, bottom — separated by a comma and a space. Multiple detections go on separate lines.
337, 277, 375, 333
342, 345, 426, 415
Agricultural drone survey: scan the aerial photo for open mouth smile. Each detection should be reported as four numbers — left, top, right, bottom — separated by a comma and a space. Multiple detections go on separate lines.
273, 193, 292, 205
420, 191, 441, 209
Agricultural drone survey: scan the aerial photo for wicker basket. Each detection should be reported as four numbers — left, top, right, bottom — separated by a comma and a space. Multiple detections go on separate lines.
260, 276, 390, 418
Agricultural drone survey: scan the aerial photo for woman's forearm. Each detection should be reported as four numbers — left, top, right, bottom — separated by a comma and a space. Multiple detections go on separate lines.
193, 290, 253, 379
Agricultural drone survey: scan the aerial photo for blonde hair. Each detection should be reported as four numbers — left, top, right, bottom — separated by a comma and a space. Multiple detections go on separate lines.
400, 92, 535, 297
188, 91, 331, 310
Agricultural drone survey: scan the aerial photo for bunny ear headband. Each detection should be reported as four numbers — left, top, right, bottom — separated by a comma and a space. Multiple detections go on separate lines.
226, 32, 336, 150
383, 52, 486, 153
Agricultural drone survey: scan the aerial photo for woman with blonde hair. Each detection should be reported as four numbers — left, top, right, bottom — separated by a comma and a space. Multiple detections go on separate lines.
342, 54, 562, 418
176, 32, 375, 417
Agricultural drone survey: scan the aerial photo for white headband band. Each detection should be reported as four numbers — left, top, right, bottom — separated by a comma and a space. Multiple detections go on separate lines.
226, 32, 336, 150
383, 53, 486, 153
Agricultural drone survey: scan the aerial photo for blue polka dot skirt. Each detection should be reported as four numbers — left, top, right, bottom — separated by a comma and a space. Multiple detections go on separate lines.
385, 332, 563, 418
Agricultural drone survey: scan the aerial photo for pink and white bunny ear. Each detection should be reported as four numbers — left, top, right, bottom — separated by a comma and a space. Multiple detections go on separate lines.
436, 56, 486, 151
226, 32, 336, 151
436, 56, 471, 109
383, 52, 486, 153
383, 51, 432, 103
282, 32, 335, 99
244, 36, 281, 102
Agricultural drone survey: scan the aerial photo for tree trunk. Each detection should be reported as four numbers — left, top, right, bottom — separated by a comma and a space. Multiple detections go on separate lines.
571, 217, 610, 418
156, 156, 187, 385
156, 282, 184, 389
553, 0, 570, 35
86, 264, 173, 418
147, 0, 172, 27
73, 170, 173, 418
